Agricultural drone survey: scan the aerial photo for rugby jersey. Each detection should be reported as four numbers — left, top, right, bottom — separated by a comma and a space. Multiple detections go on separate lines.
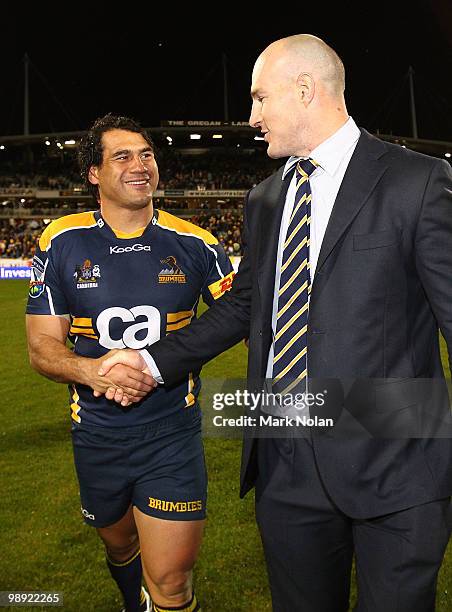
26, 209, 234, 427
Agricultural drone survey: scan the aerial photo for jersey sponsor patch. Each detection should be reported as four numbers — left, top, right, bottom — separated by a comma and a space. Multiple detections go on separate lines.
28, 255, 47, 297
28, 280, 46, 298
158, 256, 186, 283
73, 259, 101, 289
96, 305, 161, 349
208, 270, 235, 299
109, 243, 152, 254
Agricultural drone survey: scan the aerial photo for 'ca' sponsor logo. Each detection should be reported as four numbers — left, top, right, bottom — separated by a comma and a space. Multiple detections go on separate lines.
97, 305, 161, 349
110, 244, 152, 255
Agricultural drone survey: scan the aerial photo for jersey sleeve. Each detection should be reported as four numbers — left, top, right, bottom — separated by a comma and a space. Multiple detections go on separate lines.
201, 242, 235, 306
26, 238, 69, 316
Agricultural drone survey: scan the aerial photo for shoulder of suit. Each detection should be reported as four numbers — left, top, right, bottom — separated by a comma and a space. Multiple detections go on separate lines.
249, 165, 285, 194
366, 131, 443, 168
39, 211, 97, 251
156, 209, 218, 246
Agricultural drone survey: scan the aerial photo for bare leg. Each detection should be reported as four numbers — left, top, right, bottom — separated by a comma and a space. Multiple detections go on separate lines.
133, 506, 204, 608
97, 505, 139, 561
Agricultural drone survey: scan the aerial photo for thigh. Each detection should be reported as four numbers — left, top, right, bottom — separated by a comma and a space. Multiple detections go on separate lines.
353, 497, 452, 612
97, 505, 139, 556
71, 426, 133, 528
134, 507, 204, 583
255, 437, 353, 612
131, 407, 207, 522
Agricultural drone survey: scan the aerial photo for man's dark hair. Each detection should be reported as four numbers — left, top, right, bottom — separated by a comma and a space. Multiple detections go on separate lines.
78, 113, 155, 201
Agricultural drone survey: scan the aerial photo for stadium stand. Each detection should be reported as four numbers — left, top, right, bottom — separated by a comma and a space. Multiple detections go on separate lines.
0, 144, 274, 258
0, 219, 43, 259
1, 126, 451, 261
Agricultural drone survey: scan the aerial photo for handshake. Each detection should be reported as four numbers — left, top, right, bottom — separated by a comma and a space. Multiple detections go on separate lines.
91, 348, 158, 406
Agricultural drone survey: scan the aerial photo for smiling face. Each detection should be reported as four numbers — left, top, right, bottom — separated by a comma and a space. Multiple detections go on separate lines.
88, 129, 159, 210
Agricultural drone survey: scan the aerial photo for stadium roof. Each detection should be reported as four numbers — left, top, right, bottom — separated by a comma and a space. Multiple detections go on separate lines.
3, 4, 452, 142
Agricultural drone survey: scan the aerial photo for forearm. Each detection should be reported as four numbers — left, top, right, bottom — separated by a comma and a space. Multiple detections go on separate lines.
29, 333, 156, 400
28, 332, 95, 386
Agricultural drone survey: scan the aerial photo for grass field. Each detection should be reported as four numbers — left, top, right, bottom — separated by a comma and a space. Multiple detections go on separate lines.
0, 280, 450, 611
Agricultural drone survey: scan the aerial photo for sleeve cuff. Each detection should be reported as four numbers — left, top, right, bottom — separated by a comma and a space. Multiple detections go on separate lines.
139, 350, 164, 384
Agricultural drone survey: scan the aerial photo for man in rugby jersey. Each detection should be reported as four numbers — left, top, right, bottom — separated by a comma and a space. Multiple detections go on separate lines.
26, 114, 234, 612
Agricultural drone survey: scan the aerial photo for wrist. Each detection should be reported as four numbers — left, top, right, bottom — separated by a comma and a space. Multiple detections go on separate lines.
72, 355, 96, 387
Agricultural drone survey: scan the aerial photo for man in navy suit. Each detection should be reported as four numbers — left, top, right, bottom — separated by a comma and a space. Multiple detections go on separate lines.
99, 35, 452, 611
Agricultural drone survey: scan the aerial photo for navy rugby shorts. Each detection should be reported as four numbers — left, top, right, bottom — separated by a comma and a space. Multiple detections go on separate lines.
71, 405, 206, 527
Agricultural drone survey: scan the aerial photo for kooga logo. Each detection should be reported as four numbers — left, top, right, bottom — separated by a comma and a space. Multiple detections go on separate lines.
110, 244, 152, 254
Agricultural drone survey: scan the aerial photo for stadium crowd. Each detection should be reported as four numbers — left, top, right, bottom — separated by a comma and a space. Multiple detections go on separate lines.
0, 147, 277, 259
0, 169, 264, 191
156, 150, 273, 190
192, 211, 243, 255
0, 219, 43, 259
0, 149, 277, 192
0, 211, 244, 260
0, 174, 79, 190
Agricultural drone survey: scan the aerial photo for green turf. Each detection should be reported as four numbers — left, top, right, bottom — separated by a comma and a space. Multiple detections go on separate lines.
0, 280, 450, 611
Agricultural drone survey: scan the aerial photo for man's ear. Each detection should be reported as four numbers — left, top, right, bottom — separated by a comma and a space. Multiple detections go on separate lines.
88, 166, 99, 185
296, 72, 315, 106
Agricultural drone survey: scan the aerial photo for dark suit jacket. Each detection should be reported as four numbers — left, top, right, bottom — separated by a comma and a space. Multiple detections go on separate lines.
148, 129, 452, 518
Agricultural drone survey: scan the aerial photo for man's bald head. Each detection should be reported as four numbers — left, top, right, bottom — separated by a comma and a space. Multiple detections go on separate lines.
257, 34, 345, 98
249, 34, 349, 158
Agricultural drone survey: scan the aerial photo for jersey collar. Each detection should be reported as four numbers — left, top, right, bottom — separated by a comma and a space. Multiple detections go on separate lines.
93, 209, 158, 240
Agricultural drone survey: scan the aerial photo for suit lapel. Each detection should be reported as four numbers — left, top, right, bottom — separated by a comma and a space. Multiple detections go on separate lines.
315, 129, 389, 275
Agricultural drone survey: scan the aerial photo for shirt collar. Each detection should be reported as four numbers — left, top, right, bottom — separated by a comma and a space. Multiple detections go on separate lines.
282, 117, 361, 180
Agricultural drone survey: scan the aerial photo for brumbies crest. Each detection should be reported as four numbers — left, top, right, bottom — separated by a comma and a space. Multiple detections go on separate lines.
158, 256, 186, 284
74, 259, 101, 289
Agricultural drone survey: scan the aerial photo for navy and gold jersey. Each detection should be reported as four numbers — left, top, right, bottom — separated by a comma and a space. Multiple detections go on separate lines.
26, 209, 234, 427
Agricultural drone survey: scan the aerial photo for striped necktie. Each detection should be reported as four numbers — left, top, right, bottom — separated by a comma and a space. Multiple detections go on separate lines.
272, 158, 318, 396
